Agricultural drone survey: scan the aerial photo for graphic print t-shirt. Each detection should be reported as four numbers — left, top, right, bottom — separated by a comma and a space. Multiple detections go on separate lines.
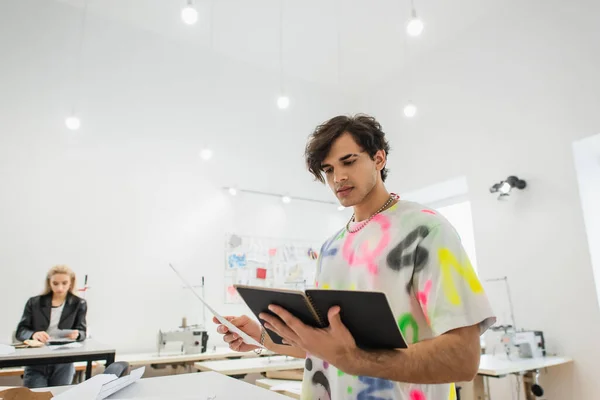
301, 200, 496, 400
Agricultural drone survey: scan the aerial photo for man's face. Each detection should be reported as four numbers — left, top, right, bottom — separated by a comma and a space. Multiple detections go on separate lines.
320, 132, 385, 207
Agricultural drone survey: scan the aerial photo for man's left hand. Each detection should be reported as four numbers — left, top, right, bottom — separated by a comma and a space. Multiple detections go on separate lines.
259, 305, 357, 370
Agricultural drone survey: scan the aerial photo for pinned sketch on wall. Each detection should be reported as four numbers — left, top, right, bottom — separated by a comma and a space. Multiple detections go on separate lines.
224, 233, 321, 304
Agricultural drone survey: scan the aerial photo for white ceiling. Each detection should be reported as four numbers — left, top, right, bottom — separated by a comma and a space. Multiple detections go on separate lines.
56, 0, 512, 93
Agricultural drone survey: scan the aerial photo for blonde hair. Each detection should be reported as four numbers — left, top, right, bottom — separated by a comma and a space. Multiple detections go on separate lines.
42, 265, 77, 295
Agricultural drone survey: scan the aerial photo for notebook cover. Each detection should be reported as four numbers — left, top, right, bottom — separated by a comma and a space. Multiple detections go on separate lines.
307, 289, 408, 350
234, 285, 322, 346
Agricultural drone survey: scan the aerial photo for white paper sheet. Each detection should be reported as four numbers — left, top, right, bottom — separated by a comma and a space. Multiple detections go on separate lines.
52, 374, 117, 400
52, 367, 146, 400
53, 329, 78, 339
169, 264, 264, 348
97, 366, 145, 399
49, 342, 83, 350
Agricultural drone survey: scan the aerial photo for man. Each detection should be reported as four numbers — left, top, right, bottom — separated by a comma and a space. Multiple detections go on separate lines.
215, 114, 495, 400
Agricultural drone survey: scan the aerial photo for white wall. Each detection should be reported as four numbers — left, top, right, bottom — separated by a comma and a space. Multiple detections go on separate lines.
356, 0, 600, 398
0, 0, 350, 353
573, 133, 600, 309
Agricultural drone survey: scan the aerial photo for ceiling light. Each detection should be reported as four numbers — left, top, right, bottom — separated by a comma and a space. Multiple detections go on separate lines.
407, 6, 424, 37
337, 205, 345, 211
407, 17, 424, 37
181, 1, 198, 25
281, 195, 291, 204
277, 96, 290, 109
228, 187, 237, 196
65, 116, 81, 130
199, 149, 213, 160
403, 102, 417, 118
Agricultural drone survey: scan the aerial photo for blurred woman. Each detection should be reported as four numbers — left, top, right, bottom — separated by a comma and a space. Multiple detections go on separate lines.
16, 265, 87, 388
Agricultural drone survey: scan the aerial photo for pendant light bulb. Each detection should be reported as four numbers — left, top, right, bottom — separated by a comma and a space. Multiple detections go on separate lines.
181, 1, 198, 25
65, 116, 81, 130
407, 8, 424, 37
277, 95, 290, 109
403, 102, 417, 118
199, 148, 213, 160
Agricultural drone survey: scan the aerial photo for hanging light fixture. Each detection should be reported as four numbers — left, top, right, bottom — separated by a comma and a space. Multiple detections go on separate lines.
66, 0, 89, 131
228, 187, 238, 196
181, 0, 198, 25
402, 1, 420, 120
276, 0, 289, 109
406, 0, 424, 37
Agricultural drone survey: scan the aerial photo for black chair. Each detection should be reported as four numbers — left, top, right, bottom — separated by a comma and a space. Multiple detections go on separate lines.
103, 361, 130, 378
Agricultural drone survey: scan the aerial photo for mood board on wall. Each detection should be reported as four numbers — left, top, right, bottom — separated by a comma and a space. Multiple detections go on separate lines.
224, 233, 321, 303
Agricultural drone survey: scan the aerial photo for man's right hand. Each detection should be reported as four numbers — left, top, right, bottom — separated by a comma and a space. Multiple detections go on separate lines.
32, 331, 50, 343
213, 315, 307, 360
213, 315, 265, 352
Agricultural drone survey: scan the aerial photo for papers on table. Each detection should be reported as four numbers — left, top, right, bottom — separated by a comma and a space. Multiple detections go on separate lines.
52, 329, 78, 339
49, 342, 83, 350
97, 365, 145, 399
52, 374, 114, 400
53, 366, 145, 400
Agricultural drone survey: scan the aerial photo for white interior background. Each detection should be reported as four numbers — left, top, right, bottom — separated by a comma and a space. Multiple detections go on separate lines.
1, 0, 600, 399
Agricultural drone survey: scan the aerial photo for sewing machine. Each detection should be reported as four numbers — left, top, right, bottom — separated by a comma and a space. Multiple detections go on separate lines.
487, 325, 546, 359
157, 324, 209, 356
484, 278, 546, 360
513, 330, 545, 358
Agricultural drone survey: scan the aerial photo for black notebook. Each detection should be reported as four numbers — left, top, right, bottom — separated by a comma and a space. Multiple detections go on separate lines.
234, 285, 407, 350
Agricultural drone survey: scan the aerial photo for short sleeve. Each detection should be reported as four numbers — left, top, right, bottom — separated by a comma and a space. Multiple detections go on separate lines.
413, 222, 496, 337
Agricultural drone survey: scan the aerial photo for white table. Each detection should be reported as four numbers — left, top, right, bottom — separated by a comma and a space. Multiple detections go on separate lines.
0, 340, 115, 380
256, 378, 302, 399
1, 371, 290, 399
473, 355, 573, 400
116, 346, 271, 368
194, 355, 305, 376
477, 354, 572, 376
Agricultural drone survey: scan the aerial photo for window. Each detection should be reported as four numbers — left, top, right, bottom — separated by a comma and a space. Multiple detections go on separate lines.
433, 200, 479, 274
573, 133, 600, 309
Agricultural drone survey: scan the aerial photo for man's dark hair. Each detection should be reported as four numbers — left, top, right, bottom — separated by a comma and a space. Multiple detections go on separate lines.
304, 114, 391, 184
